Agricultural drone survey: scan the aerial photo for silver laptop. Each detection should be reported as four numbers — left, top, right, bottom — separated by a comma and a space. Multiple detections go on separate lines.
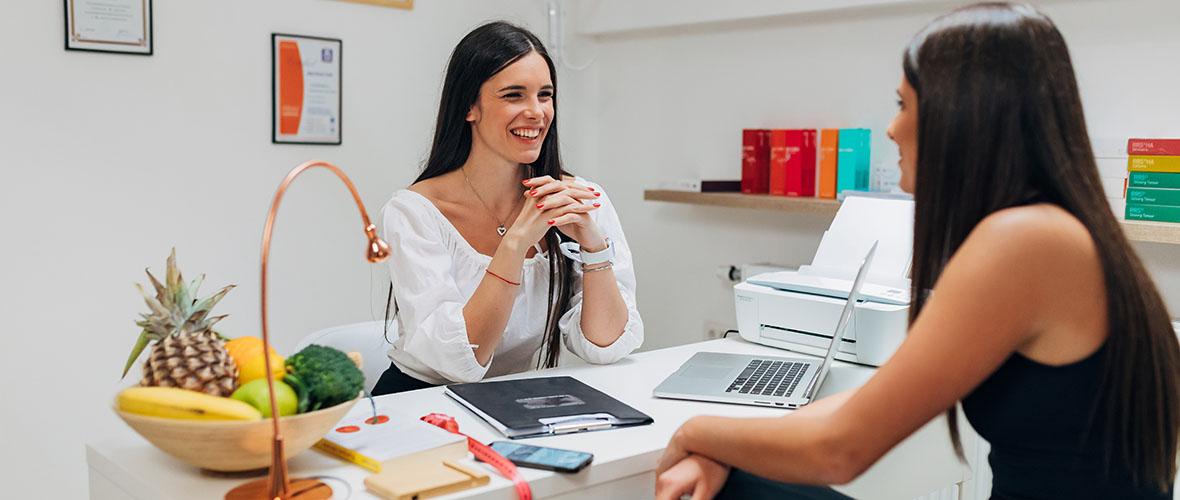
653, 241, 878, 409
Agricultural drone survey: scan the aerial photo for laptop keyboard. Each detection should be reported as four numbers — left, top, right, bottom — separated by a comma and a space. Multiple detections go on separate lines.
726, 359, 808, 397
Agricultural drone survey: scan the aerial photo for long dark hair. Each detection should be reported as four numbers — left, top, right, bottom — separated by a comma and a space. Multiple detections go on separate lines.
903, 2, 1179, 490
389, 21, 572, 369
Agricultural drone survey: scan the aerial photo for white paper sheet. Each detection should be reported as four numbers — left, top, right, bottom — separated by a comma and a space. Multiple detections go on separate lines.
808, 196, 914, 283
323, 399, 464, 461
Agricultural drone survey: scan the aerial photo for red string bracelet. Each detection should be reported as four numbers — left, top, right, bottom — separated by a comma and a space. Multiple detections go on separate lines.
485, 268, 520, 286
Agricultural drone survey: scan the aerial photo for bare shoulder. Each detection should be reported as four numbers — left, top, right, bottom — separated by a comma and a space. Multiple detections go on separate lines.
936, 203, 1107, 363
958, 202, 1104, 308
965, 203, 1097, 269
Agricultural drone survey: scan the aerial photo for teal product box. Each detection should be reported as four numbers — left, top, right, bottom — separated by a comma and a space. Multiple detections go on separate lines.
1129, 171, 1180, 189
837, 129, 871, 194
856, 130, 870, 189
1127, 188, 1180, 206
1125, 204, 1180, 223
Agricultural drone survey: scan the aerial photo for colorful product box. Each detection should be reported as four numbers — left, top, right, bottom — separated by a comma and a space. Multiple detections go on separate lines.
1128, 171, 1180, 189
1126, 204, 1180, 223
1126, 188, 1180, 206
1128, 155, 1180, 173
768, 130, 794, 196
742, 129, 772, 194
836, 129, 871, 194
797, 129, 817, 197
1127, 138, 1180, 156
818, 129, 839, 199
769, 129, 818, 197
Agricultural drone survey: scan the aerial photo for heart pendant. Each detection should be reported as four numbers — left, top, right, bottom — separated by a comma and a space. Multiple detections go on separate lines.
497, 226, 507, 236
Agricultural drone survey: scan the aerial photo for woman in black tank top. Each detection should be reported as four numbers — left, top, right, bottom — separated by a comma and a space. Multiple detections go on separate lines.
654, 3, 1180, 499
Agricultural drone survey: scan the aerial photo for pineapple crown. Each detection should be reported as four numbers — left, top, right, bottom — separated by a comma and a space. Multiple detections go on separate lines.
121, 248, 236, 378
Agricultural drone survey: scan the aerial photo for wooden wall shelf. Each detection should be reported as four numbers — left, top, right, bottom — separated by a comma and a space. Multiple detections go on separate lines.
1121, 220, 1180, 245
643, 190, 841, 215
643, 190, 1180, 245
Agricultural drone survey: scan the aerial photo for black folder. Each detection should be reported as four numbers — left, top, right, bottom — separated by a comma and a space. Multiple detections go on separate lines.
444, 376, 654, 439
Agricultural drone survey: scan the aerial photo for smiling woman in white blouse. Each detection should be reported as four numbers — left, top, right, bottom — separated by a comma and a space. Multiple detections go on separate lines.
372, 21, 643, 395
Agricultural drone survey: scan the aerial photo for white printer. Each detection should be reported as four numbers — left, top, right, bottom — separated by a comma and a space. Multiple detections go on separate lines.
734, 196, 914, 367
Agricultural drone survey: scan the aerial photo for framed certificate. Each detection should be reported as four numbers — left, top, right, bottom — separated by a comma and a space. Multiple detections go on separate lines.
272, 34, 343, 145
64, 0, 153, 55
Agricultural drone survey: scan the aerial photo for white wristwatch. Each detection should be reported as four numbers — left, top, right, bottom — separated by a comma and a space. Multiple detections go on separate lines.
579, 238, 614, 265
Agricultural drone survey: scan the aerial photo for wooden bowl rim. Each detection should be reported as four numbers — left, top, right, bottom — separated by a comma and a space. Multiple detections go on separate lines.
112, 392, 362, 426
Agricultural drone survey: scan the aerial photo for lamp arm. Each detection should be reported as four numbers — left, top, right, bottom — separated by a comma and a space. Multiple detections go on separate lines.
255, 159, 390, 500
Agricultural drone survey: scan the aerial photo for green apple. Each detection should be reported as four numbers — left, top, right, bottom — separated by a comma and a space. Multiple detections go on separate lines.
231, 379, 298, 418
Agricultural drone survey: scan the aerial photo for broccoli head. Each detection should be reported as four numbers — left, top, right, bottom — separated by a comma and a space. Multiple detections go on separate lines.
283, 344, 363, 412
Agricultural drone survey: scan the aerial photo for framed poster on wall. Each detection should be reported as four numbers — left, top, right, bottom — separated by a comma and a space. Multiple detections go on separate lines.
64, 0, 153, 55
272, 34, 342, 145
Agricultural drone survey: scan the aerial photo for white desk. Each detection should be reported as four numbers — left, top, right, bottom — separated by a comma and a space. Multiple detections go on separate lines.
88, 337, 968, 500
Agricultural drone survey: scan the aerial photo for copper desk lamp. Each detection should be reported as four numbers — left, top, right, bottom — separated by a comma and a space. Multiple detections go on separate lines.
226, 160, 390, 500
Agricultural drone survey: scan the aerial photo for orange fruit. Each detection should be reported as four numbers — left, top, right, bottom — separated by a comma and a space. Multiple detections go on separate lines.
238, 351, 286, 385
224, 336, 278, 372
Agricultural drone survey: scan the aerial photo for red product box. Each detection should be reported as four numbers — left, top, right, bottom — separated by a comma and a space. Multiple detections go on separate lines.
1127, 138, 1180, 156
769, 130, 817, 197
769, 130, 792, 196
742, 129, 772, 194
797, 129, 817, 197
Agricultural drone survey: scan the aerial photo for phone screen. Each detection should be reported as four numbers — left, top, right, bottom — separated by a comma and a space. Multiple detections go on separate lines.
488, 441, 593, 473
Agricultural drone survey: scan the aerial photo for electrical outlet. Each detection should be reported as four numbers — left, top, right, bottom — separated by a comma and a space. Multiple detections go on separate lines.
703, 320, 732, 340
716, 265, 741, 283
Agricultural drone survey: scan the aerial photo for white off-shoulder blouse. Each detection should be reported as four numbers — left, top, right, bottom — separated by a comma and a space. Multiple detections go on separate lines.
379, 178, 643, 385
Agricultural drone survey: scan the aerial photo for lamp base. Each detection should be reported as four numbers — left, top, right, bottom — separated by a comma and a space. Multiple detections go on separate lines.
224, 477, 333, 500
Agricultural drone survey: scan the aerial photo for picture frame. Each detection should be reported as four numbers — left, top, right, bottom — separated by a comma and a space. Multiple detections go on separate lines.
335, 0, 413, 10
272, 34, 343, 145
64, 0, 153, 55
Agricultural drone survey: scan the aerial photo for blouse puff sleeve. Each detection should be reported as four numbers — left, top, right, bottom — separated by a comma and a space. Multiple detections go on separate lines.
382, 196, 492, 384
558, 182, 644, 364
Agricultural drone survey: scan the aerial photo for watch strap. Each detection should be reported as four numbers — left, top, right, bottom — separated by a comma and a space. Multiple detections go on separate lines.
579, 238, 614, 266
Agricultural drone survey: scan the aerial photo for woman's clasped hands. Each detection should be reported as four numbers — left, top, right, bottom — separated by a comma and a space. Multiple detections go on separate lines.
511, 175, 605, 248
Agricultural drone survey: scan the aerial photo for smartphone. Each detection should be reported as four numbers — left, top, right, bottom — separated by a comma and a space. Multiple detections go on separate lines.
487, 441, 593, 473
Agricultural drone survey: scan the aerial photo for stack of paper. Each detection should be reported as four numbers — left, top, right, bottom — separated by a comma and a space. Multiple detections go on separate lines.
315, 399, 467, 473
804, 195, 914, 288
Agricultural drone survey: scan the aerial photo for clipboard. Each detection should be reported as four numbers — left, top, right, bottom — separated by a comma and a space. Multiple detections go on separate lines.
444, 376, 654, 439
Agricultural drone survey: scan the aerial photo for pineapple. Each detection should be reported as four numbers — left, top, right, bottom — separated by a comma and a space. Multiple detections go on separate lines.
122, 249, 239, 397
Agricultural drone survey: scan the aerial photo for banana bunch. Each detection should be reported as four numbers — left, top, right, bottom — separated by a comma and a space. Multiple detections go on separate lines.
118, 387, 262, 421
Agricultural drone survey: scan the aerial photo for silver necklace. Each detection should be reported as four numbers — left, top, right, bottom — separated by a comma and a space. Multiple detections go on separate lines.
462, 167, 524, 237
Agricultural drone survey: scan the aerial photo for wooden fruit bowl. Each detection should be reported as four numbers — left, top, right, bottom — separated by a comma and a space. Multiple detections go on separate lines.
113, 396, 359, 472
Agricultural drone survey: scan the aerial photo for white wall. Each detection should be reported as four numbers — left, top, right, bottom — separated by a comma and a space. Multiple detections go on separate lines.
0, 1, 548, 498
566, 0, 1180, 354
5, 1, 1180, 498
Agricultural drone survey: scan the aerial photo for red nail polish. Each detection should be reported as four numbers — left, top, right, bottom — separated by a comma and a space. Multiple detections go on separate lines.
529, 190, 537, 196
594, 192, 601, 197
522, 180, 530, 185
588, 187, 595, 192
547, 219, 555, 225
593, 203, 600, 208
536, 203, 544, 209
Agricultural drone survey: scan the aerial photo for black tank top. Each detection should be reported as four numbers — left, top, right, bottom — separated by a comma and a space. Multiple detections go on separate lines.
961, 344, 1172, 499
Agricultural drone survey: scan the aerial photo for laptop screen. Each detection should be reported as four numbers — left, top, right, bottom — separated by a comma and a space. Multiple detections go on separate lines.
806, 241, 878, 398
